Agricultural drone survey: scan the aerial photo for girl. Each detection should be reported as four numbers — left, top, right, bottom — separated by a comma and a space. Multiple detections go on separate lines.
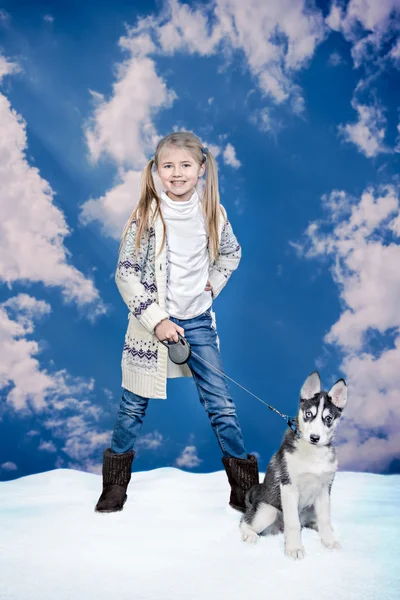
95, 131, 259, 515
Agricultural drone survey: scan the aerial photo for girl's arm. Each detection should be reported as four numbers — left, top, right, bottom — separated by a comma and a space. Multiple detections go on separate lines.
115, 220, 170, 334
207, 213, 242, 300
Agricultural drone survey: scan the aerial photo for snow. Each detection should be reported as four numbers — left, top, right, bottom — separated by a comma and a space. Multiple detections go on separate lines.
0, 468, 399, 600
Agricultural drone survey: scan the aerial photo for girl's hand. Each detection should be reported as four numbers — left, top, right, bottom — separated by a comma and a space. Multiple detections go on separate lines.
154, 319, 185, 343
205, 280, 213, 293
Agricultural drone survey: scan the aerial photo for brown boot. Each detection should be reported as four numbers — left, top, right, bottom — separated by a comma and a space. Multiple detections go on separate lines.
221, 453, 259, 513
95, 447, 135, 513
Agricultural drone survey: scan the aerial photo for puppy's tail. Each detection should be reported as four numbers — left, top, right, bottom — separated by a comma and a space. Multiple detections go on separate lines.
245, 483, 260, 509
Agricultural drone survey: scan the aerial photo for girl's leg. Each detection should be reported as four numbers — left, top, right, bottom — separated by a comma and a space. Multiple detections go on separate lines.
170, 310, 248, 459
110, 388, 150, 454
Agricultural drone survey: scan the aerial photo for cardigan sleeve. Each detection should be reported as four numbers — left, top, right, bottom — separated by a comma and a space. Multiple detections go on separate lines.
207, 209, 242, 300
115, 220, 170, 334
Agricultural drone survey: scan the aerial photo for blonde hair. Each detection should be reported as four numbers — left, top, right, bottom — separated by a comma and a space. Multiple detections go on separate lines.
117, 131, 224, 263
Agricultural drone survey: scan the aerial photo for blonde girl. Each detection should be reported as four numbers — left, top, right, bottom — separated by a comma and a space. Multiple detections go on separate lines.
95, 131, 259, 515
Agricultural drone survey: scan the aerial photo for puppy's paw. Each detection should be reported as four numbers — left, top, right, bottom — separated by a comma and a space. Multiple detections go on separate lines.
242, 530, 259, 544
239, 521, 259, 544
322, 538, 341, 550
285, 544, 306, 560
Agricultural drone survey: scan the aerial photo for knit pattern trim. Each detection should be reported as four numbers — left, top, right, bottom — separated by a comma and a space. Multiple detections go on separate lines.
116, 225, 160, 318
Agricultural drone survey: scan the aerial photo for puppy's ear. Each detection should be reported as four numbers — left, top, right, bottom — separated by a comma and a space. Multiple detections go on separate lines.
328, 378, 347, 409
300, 371, 321, 401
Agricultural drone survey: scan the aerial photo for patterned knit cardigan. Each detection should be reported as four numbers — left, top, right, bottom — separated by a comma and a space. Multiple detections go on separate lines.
115, 197, 242, 399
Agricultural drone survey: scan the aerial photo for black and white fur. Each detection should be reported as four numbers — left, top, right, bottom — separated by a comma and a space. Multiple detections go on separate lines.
239, 371, 347, 560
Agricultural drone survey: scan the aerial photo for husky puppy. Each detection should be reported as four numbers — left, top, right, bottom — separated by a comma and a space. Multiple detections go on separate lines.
239, 371, 347, 560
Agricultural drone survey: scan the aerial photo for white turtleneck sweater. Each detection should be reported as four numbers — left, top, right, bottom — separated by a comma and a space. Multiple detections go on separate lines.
160, 187, 213, 319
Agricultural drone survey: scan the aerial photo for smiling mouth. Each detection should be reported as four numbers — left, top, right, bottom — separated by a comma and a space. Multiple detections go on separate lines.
171, 181, 186, 185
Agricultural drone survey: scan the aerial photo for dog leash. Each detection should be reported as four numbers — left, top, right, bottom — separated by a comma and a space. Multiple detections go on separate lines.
160, 333, 301, 438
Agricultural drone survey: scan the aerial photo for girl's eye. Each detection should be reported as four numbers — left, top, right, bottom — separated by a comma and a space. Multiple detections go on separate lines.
165, 164, 191, 168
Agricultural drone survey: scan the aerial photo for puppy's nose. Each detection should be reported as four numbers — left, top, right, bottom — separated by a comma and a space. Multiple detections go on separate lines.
310, 434, 320, 444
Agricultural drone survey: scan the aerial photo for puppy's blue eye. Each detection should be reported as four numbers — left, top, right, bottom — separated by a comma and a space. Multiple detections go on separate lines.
305, 411, 312, 419
325, 415, 333, 424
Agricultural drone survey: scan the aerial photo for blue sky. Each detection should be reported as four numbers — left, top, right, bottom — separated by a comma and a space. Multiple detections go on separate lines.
1, 0, 400, 480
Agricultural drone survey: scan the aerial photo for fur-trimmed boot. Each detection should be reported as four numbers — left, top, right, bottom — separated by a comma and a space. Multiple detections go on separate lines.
95, 447, 135, 513
221, 453, 260, 513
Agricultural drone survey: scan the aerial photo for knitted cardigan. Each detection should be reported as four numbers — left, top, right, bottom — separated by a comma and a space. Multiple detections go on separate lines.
115, 197, 242, 399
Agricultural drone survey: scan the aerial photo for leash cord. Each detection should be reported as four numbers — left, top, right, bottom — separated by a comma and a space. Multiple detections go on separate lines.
188, 349, 301, 437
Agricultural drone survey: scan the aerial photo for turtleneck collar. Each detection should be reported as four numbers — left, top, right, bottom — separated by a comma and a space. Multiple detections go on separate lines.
160, 187, 199, 216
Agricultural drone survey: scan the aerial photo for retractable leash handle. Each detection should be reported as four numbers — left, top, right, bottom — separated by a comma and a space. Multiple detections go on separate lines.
160, 332, 192, 365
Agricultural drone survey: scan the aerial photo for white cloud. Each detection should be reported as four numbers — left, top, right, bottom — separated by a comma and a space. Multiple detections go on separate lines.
0, 55, 20, 81
223, 143, 241, 168
82, 1, 328, 233
0, 461, 17, 472
135, 431, 164, 450
0, 294, 76, 415
248, 107, 276, 133
156, 0, 222, 56
214, 0, 326, 76
389, 38, 400, 66
79, 169, 143, 239
85, 0, 326, 170
290, 91, 306, 115
38, 439, 57, 452
0, 294, 111, 473
84, 55, 177, 168
0, 71, 105, 317
175, 445, 203, 468
43, 15, 54, 23
294, 183, 400, 471
303, 185, 399, 348
0, 59, 110, 472
172, 0, 326, 103
326, 0, 400, 69
336, 427, 400, 472
326, 1, 400, 157
394, 123, 400, 153
328, 51, 344, 66
338, 99, 389, 158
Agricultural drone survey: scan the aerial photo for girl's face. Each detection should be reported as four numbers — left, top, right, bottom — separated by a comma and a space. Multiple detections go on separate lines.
156, 145, 205, 202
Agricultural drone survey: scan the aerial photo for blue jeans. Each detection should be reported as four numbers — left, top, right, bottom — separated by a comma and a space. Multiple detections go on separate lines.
110, 306, 248, 459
